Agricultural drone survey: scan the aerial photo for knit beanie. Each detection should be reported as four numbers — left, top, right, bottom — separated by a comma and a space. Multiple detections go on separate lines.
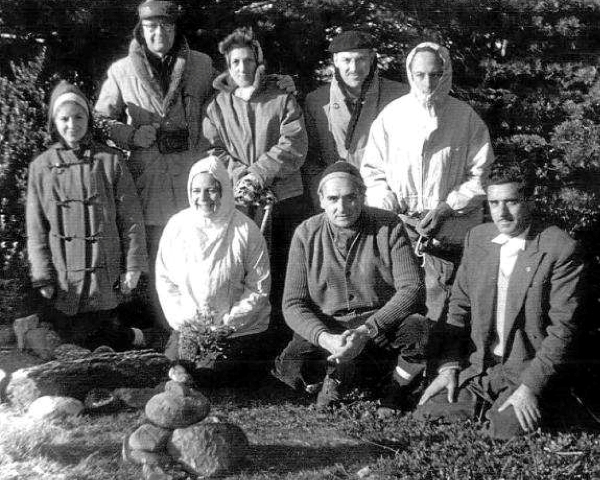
318, 161, 365, 193
47, 80, 92, 142
138, 0, 180, 21
329, 31, 375, 53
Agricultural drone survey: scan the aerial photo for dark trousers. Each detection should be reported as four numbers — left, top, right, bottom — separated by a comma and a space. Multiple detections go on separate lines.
415, 362, 581, 439
401, 216, 461, 323
46, 308, 135, 351
164, 330, 270, 387
273, 314, 432, 392
125, 225, 169, 331
268, 195, 312, 353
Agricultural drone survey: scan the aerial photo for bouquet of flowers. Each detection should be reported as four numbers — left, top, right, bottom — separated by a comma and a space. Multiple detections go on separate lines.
233, 175, 277, 209
178, 306, 235, 368
233, 175, 277, 233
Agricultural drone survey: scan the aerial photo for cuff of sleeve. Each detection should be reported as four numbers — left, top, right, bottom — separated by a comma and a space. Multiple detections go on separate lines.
310, 326, 328, 347
438, 363, 460, 374
445, 192, 471, 212
247, 166, 266, 188
366, 319, 391, 349
32, 278, 54, 289
519, 371, 545, 397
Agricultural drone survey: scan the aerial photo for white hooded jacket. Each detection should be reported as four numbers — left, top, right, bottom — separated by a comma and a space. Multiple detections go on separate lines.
155, 156, 271, 335
361, 42, 494, 214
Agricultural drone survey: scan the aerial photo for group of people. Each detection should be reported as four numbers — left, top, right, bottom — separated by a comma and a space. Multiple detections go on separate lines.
25, 0, 585, 440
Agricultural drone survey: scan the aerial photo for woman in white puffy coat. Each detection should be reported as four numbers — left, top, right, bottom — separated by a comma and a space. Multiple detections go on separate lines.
156, 155, 271, 384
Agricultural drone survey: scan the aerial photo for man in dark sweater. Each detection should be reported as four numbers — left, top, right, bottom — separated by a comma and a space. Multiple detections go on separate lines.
273, 162, 431, 409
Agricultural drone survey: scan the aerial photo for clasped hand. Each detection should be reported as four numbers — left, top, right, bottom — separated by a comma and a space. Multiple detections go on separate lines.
319, 327, 370, 363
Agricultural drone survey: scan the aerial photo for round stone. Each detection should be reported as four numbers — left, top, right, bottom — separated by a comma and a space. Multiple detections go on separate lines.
28, 395, 84, 420
25, 328, 61, 361
145, 392, 210, 429
122, 434, 169, 466
129, 423, 171, 452
164, 380, 204, 398
168, 422, 249, 477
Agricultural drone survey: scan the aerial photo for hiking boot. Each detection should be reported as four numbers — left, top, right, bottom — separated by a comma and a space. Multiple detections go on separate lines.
378, 381, 405, 411
316, 375, 343, 410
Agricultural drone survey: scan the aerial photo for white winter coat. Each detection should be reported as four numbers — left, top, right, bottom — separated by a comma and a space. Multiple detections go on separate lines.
361, 42, 494, 214
155, 156, 271, 336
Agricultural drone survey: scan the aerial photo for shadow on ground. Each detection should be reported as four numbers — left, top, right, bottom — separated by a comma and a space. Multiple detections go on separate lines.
245, 442, 399, 475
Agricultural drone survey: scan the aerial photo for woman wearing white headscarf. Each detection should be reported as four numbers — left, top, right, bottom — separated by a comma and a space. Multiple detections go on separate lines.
156, 155, 271, 382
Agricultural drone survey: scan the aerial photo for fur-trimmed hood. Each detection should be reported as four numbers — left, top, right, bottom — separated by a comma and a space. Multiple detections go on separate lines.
212, 64, 267, 101
127, 31, 190, 113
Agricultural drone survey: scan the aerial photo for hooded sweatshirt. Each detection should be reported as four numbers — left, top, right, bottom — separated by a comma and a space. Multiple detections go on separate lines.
155, 156, 271, 335
202, 59, 307, 202
361, 42, 494, 214
27, 81, 148, 315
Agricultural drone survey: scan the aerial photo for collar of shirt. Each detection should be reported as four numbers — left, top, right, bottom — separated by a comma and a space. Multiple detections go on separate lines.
491, 228, 529, 251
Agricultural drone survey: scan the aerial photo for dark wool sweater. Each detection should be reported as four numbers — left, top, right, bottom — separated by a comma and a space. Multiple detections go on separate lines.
283, 206, 426, 346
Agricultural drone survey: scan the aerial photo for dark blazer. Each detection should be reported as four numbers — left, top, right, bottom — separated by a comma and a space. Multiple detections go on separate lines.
443, 221, 584, 396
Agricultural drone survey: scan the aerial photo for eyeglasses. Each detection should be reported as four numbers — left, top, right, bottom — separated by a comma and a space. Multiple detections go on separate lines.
413, 72, 444, 80
142, 22, 175, 32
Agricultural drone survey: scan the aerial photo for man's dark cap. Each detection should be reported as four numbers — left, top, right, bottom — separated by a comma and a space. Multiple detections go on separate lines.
138, 0, 181, 21
318, 161, 365, 192
329, 31, 376, 53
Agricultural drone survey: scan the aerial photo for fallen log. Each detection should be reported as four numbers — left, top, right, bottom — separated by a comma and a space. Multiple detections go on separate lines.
6, 349, 170, 410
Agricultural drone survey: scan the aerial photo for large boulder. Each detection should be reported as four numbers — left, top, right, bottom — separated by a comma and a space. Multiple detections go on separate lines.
28, 395, 84, 420
145, 392, 210, 429
168, 422, 249, 477
6, 350, 170, 410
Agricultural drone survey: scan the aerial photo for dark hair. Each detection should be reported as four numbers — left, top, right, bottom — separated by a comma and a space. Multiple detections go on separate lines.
218, 27, 261, 65
486, 172, 534, 199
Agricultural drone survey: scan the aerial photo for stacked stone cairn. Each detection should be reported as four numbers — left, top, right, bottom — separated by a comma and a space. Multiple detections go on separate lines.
123, 365, 249, 479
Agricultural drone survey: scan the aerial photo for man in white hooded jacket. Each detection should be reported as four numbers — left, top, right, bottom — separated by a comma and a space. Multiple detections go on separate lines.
156, 155, 271, 384
361, 42, 494, 322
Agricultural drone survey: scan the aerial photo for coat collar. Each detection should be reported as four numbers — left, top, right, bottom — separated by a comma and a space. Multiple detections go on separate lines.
128, 37, 190, 115
211, 65, 267, 100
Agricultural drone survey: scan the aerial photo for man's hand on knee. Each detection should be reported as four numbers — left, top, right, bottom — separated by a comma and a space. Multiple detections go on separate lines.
418, 368, 458, 405
498, 383, 541, 433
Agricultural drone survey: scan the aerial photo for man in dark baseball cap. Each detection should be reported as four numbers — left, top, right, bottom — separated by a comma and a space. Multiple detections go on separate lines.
302, 30, 408, 212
